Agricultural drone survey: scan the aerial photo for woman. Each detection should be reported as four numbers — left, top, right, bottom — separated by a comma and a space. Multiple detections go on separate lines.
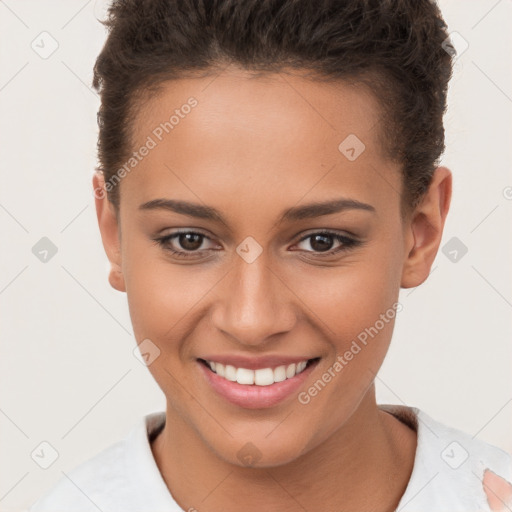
30, 0, 512, 510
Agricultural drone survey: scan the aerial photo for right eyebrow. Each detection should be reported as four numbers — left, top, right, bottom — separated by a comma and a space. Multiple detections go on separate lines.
139, 199, 227, 224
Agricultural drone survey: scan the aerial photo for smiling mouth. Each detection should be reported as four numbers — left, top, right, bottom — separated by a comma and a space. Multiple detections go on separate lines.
198, 358, 321, 386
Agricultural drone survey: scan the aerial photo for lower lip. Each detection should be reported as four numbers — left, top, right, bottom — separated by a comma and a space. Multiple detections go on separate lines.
198, 360, 318, 409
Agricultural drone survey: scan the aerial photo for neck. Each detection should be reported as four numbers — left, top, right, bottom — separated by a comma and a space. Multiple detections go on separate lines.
151, 386, 417, 512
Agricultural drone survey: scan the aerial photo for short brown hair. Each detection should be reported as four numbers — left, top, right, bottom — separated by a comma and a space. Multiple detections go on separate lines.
92, 0, 454, 214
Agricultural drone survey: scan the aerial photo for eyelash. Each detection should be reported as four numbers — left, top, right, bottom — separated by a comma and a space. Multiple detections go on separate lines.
153, 229, 361, 260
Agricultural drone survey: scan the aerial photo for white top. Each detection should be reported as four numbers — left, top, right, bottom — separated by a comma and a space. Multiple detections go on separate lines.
29, 404, 512, 512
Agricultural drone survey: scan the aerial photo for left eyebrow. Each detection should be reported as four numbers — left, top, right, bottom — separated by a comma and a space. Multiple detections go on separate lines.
279, 198, 376, 222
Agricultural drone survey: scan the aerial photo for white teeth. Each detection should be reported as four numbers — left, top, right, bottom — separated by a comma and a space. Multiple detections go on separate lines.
236, 368, 254, 385
273, 365, 287, 382
216, 363, 225, 378
296, 361, 307, 373
285, 364, 296, 378
205, 359, 311, 386
225, 364, 237, 382
254, 368, 274, 386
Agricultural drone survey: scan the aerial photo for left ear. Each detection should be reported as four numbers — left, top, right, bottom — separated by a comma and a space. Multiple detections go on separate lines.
401, 166, 452, 288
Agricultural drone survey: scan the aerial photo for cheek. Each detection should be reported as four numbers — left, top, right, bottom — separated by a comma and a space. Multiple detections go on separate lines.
288, 243, 403, 407
121, 232, 217, 342
293, 254, 401, 344
122, 245, 213, 408
291, 255, 402, 441
125, 273, 215, 354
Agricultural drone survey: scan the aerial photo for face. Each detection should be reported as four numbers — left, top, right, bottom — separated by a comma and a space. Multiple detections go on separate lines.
95, 65, 447, 467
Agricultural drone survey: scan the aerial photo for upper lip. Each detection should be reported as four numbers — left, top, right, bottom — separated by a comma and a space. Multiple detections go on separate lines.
198, 355, 319, 370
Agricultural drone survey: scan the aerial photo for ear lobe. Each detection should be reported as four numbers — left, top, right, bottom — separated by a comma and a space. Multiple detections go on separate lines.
108, 265, 126, 293
92, 172, 126, 293
401, 166, 452, 289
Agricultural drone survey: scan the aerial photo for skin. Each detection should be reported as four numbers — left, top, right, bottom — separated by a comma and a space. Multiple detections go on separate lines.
484, 470, 512, 511
93, 65, 453, 511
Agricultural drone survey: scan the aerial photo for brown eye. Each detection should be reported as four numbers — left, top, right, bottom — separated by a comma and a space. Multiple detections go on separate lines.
177, 232, 204, 251
308, 234, 335, 252
294, 231, 360, 256
154, 230, 220, 260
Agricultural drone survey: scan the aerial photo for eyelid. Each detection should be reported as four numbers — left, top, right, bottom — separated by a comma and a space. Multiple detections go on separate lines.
296, 228, 357, 241
159, 226, 212, 237
292, 230, 359, 252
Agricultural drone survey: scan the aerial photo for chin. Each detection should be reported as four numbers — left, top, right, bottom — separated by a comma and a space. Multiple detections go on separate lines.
204, 430, 313, 469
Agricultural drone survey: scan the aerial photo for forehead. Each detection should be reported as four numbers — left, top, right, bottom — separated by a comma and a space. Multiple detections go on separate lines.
122, 67, 400, 219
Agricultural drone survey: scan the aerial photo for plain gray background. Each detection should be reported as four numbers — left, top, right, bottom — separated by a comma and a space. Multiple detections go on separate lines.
1, 1, 511, 510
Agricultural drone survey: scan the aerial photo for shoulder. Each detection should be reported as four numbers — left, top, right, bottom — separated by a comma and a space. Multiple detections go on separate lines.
386, 404, 512, 512
28, 435, 131, 512
28, 412, 173, 512
414, 406, 512, 481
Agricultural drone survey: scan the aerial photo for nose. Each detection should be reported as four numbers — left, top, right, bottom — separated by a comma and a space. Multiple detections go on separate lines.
210, 252, 298, 347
